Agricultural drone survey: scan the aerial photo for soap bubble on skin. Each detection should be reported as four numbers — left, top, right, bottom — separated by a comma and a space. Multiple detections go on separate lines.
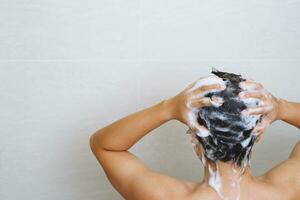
207, 161, 242, 200
199, 143, 239, 200
208, 163, 224, 199
208, 161, 243, 200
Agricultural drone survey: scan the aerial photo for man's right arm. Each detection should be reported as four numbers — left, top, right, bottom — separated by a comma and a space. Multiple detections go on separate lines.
279, 100, 300, 159
280, 100, 300, 160
280, 100, 300, 130
281, 100, 300, 163
239, 80, 300, 196
263, 99, 300, 198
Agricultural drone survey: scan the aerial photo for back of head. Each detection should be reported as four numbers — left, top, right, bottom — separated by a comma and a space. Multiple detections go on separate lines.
195, 69, 262, 166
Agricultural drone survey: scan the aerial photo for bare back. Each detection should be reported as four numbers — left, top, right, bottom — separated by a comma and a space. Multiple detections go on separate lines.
172, 142, 300, 200
91, 140, 300, 200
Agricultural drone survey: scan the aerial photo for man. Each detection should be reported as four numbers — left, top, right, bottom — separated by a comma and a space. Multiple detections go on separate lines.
90, 70, 300, 200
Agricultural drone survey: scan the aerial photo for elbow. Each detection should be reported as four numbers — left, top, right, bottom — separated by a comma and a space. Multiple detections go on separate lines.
89, 133, 107, 161
89, 133, 97, 154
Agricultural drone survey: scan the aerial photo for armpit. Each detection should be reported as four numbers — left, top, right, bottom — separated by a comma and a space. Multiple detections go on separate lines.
289, 141, 300, 159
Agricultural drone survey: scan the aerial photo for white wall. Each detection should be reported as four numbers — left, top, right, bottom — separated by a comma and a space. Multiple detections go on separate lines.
0, 0, 300, 199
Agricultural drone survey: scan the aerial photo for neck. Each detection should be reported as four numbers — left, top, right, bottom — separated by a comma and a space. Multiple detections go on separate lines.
202, 160, 253, 200
203, 161, 253, 183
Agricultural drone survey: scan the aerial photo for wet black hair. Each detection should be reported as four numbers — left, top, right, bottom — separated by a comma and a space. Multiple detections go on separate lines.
195, 69, 262, 166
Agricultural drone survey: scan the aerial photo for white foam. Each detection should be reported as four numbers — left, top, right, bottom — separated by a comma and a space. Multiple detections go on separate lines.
190, 75, 226, 92
241, 97, 263, 107
189, 134, 246, 200
241, 137, 251, 148
196, 129, 210, 137
209, 111, 228, 120
214, 126, 231, 132
240, 82, 257, 91
241, 114, 260, 130
208, 163, 223, 198
187, 109, 198, 129
211, 100, 223, 107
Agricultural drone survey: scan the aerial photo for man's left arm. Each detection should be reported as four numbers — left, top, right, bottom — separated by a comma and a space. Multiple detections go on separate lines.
90, 100, 174, 200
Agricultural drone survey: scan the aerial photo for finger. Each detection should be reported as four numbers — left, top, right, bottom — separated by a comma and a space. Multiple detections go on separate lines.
255, 134, 263, 143
243, 79, 263, 85
210, 96, 224, 107
257, 118, 271, 132
252, 117, 270, 134
189, 122, 210, 138
193, 84, 225, 98
239, 80, 264, 91
185, 80, 197, 91
239, 91, 266, 101
193, 142, 202, 156
253, 126, 265, 136
252, 125, 264, 134
254, 124, 267, 143
189, 96, 224, 108
252, 128, 264, 143
190, 133, 200, 146
191, 132, 198, 140
243, 105, 273, 115
189, 97, 212, 108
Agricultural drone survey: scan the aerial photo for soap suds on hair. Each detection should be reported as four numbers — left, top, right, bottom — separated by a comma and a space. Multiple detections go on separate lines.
185, 69, 265, 200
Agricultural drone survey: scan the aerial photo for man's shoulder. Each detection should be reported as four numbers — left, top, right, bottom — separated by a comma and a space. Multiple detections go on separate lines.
263, 141, 300, 179
260, 142, 300, 198
131, 171, 194, 200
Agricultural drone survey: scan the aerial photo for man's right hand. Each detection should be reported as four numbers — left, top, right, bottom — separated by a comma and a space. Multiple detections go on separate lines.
238, 79, 286, 142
